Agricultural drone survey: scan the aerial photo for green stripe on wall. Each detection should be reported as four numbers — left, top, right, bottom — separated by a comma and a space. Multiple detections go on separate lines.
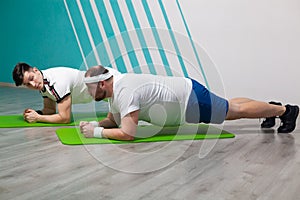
140, 0, 173, 76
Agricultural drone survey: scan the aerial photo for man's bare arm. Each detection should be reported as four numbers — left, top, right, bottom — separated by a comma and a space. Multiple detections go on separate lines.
81, 110, 139, 140
98, 112, 118, 128
36, 95, 72, 123
101, 110, 139, 140
42, 98, 56, 115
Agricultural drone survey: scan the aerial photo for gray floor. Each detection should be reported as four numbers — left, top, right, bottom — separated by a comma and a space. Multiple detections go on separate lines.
1, 86, 300, 200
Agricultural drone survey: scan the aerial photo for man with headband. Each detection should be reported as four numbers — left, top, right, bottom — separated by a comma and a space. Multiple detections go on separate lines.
79, 65, 299, 140
12, 62, 120, 124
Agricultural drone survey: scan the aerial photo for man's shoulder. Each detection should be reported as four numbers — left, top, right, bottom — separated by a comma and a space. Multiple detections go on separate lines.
42, 67, 81, 73
42, 67, 86, 88
42, 67, 84, 79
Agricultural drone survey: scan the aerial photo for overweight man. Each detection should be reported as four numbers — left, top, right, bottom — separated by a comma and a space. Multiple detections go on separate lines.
12, 62, 120, 123
79, 65, 299, 140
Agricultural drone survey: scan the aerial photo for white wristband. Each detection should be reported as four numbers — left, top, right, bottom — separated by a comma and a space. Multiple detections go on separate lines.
93, 127, 104, 138
89, 121, 99, 127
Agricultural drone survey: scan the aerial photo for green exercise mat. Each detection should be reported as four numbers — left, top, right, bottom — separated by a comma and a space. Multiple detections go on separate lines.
0, 113, 107, 128
56, 124, 235, 145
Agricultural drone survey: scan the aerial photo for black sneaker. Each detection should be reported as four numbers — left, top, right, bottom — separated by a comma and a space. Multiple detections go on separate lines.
261, 101, 282, 128
278, 105, 299, 133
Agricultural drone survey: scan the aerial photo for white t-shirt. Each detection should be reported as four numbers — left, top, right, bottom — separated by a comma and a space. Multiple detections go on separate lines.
40, 67, 120, 104
109, 73, 192, 126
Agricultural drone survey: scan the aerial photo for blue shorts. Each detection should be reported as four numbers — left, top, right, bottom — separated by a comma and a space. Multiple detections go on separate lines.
185, 79, 228, 124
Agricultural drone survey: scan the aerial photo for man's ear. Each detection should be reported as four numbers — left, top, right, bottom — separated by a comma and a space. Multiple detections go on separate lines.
32, 67, 38, 72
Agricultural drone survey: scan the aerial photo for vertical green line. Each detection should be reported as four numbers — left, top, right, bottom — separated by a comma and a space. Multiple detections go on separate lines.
110, 0, 141, 73
157, 0, 189, 77
95, 0, 127, 73
176, 0, 210, 89
80, 0, 110, 66
125, 0, 157, 74
141, 0, 173, 76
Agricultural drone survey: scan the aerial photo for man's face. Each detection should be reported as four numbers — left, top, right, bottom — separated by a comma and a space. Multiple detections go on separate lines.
22, 68, 44, 90
87, 82, 106, 102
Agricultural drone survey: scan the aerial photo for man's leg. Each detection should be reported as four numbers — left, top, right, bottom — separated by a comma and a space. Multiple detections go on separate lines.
226, 98, 286, 120
261, 101, 282, 128
225, 98, 299, 133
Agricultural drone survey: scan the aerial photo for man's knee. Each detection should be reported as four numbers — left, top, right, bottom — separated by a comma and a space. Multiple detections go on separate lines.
226, 103, 245, 120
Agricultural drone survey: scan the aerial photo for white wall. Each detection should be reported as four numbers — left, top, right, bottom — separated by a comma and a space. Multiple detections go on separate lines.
181, 0, 300, 104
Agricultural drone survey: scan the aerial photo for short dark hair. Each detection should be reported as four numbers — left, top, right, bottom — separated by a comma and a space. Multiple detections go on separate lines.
12, 62, 33, 86
85, 65, 109, 77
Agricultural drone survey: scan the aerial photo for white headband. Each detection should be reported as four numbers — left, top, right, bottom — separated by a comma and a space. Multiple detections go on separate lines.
83, 72, 113, 84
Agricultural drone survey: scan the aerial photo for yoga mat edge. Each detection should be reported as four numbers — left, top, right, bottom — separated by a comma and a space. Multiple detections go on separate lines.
56, 124, 235, 145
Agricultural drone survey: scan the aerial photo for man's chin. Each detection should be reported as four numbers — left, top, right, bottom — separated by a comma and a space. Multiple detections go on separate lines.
95, 98, 104, 102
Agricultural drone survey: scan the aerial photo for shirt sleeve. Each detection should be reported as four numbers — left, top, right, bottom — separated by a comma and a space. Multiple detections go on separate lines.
120, 95, 140, 119
48, 83, 70, 103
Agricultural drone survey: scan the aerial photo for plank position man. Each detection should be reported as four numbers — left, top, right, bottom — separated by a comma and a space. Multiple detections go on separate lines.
12, 62, 120, 123
79, 65, 299, 140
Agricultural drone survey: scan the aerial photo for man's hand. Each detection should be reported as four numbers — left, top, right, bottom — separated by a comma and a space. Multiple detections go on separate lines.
23, 109, 40, 123
79, 121, 98, 131
80, 122, 95, 138
79, 121, 89, 132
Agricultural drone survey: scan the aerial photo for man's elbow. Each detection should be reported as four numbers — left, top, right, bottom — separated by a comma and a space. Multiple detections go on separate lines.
119, 130, 135, 141
60, 117, 71, 124
124, 135, 135, 141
